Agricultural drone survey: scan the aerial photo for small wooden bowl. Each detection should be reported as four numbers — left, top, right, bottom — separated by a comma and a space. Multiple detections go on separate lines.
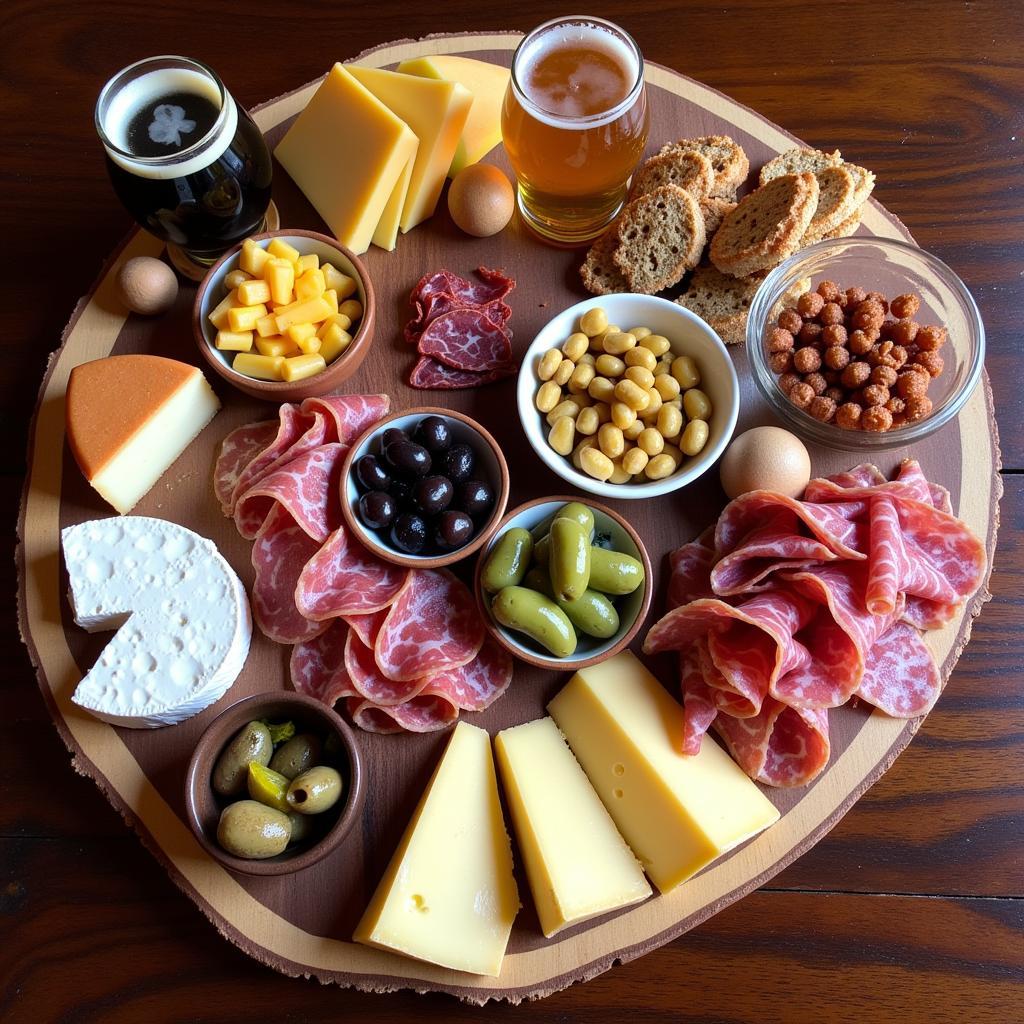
184, 691, 364, 876
474, 496, 653, 671
193, 229, 376, 402
340, 406, 510, 569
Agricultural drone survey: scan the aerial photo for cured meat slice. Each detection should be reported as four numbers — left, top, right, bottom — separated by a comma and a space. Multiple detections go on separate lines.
348, 694, 459, 733
408, 355, 516, 390
344, 629, 428, 706
713, 699, 830, 787
902, 595, 958, 631
251, 504, 327, 645
375, 569, 484, 682
347, 698, 405, 734
857, 622, 941, 717
234, 442, 346, 542
228, 404, 316, 512
295, 526, 410, 619
417, 308, 514, 372
343, 607, 389, 649
213, 420, 277, 513
679, 647, 718, 755
405, 292, 512, 344
427, 636, 514, 712
290, 620, 357, 706
411, 267, 515, 309
866, 495, 906, 616
300, 394, 390, 445
667, 531, 715, 608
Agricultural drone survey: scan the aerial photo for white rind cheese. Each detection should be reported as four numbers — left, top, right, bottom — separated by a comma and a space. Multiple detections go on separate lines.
62, 517, 251, 728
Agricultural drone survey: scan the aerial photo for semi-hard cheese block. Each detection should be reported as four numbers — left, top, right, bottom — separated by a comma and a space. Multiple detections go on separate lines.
354, 721, 518, 976
66, 355, 219, 515
548, 651, 780, 894
372, 155, 414, 251
62, 517, 252, 728
397, 55, 509, 177
495, 717, 651, 938
348, 66, 472, 233
275, 65, 419, 254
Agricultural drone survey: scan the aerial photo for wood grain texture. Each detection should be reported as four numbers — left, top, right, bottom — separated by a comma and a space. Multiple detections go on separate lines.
2, 0, 1022, 1020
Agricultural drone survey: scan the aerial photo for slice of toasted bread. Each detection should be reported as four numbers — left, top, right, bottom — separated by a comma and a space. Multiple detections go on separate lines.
676, 264, 761, 345
613, 185, 706, 294
661, 135, 750, 197
822, 207, 863, 240
759, 147, 842, 186
800, 164, 856, 242
710, 172, 819, 278
580, 227, 629, 295
841, 162, 875, 211
631, 149, 714, 201
700, 195, 737, 236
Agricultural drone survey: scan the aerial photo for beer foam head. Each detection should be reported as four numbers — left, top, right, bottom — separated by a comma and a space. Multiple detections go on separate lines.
98, 64, 237, 179
515, 18, 642, 128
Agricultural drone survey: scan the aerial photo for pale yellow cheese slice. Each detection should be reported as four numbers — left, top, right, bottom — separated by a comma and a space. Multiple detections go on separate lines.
372, 154, 413, 251
348, 66, 472, 232
353, 721, 519, 976
274, 64, 419, 254
548, 651, 780, 894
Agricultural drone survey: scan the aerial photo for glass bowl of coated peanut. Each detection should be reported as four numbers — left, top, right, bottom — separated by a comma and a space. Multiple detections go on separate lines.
516, 294, 739, 499
747, 236, 985, 451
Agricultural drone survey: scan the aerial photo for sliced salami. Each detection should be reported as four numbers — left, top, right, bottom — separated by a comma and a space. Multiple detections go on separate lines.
347, 698, 405, 734
427, 636, 514, 712
679, 646, 718, 755
344, 629, 428, 706
375, 569, 484, 682
300, 394, 390, 445
411, 266, 514, 309
228, 404, 317, 512
667, 531, 715, 608
290, 620, 356, 706
408, 355, 516, 390
295, 526, 410, 619
342, 607, 389, 649
417, 308, 514, 372
856, 622, 941, 717
213, 419, 278, 514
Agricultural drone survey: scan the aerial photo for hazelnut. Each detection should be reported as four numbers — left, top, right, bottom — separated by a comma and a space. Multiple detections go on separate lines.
845, 286, 867, 307
798, 321, 824, 346
778, 371, 802, 394
871, 365, 898, 387
848, 329, 874, 355
890, 319, 920, 346
896, 368, 930, 399
865, 291, 889, 313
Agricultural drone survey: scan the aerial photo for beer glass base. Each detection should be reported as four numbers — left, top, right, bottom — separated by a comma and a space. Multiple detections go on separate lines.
515, 189, 625, 247
166, 201, 280, 280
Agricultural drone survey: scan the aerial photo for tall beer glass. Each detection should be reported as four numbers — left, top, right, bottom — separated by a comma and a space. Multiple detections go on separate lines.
95, 56, 273, 266
502, 17, 649, 245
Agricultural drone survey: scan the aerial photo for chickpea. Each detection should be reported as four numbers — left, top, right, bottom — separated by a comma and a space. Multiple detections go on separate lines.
889, 293, 920, 319
637, 427, 664, 457
623, 418, 644, 440
535, 380, 562, 412
624, 365, 655, 390
553, 358, 574, 386
657, 403, 683, 439
680, 419, 710, 456
614, 378, 650, 411
645, 453, 677, 480
548, 416, 576, 456
569, 361, 595, 392
682, 388, 712, 421
546, 399, 579, 426
588, 376, 616, 403
611, 401, 638, 430
571, 436, 598, 470
537, 348, 562, 381
654, 373, 681, 400
628, 326, 653, 340
575, 406, 600, 436
580, 446, 615, 481
624, 346, 657, 371
603, 331, 637, 355
562, 332, 589, 361
598, 422, 625, 459
643, 387, 663, 418
835, 402, 863, 430
595, 354, 626, 377
622, 447, 649, 475
641, 334, 671, 357
671, 355, 700, 389
579, 307, 608, 337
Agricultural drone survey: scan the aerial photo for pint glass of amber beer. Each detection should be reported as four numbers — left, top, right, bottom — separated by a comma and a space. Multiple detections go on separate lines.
502, 16, 649, 244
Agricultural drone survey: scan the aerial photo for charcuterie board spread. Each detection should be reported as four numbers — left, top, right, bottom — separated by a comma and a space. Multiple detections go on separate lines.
17, 31, 999, 1005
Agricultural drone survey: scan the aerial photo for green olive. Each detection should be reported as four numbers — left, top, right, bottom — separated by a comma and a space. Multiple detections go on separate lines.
523, 568, 620, 640
269, 733, 323, 780
481, 527, 533, 593
491, 585, 577, 658
247, 762, 291, 813
216, 800, 291, 859
287, 765, 344, 815
588, 547, 645, 595
532, 534, 550, 566
549, 518, 591, 601
553, 502, 595, 539
287, 812, 317, 846
212, 721, 272, 797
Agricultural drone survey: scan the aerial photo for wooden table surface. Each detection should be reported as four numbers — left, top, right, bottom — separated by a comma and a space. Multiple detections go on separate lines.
3, 1, 1022, 1020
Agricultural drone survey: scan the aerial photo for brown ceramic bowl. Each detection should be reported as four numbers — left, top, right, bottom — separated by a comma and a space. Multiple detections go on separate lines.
184, 691, 364, 876
193, 229, 376, 402
474, 496, 653, 671
340, 406, 511, 569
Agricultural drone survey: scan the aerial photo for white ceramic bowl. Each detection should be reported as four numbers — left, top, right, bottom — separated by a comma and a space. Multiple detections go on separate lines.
516, 294, 740, 499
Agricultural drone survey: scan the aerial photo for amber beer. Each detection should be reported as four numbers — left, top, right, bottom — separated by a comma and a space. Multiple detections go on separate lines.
502, 17, 649, 244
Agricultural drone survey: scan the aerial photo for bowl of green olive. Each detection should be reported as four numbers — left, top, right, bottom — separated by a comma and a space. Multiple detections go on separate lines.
185, 691, 364, 875
474, 497, 652, 671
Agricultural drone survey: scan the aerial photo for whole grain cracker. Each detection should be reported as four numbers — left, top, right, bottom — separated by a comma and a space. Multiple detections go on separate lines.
631, 149, 714, 201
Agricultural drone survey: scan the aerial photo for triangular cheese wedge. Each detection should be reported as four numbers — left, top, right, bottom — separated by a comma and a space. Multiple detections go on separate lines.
66, 355, 219, 514
397, 55, 509, 177
348, 66, 472, 233
354, 721, 519, 976
372, 154, 414, 251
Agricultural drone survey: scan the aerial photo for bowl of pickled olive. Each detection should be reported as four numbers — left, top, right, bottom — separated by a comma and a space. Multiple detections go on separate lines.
474, 498, 652, 671
185, 692, 364, 876
516, 294, 739, 499
341, 407, 510, 569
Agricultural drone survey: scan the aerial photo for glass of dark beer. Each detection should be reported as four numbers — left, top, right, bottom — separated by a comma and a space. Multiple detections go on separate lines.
95, 55, 273, 266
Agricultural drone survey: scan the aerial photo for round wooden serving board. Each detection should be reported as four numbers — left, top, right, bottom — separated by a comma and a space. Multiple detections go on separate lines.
17, 32, 1000, 1005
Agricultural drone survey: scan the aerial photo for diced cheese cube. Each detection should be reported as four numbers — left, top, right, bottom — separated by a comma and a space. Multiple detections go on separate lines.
239, 238, 271, 276
318, 323, 352, 363
267, 237, 301, 264
321, 263, 358, 300
232, 352, 285, 380
255, 336, 299, 358
265, 258, 296, 306
281, 353, 326, 381
255, 313, 280, 338
294, 268, 326, 302
227, 303, 269, 332
224, 269, 252, 290
237, 278, 271, 305
295, 253, 319, 274
339, 298, 363, 321
316, 313, 352, 339
323, 289, 338, 315
274, 296, 332, 332
286, 322, 317, 344
207, 289, 240, 330
214, 329, 254, 352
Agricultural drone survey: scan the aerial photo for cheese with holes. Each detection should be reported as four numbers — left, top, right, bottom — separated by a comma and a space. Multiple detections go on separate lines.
62, 517, 251, 728
396, 55, 509, 177
495, 717, 651, 937
354, 721, 518, 975
548, 651, 780, 893
65, 355, 220, 515
274, 64, 419, 254
347, 66, 472, 232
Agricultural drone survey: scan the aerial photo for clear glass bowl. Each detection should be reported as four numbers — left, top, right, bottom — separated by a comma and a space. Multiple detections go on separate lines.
746, 237, 985, 451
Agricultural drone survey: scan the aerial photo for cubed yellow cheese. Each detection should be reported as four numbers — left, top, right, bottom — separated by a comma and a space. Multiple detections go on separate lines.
275, 64, 419, 254
281, 353, 326, 381
214, 329, 254, 352
274, 296, 332, 332
237, 278, 271, 305
294, 267, 326, 302
255, 336, 298, 358
397, 55, 509, 177
267, 237, 301, 264
231, 352, 285, 381
316, 312, 352, 338
227, 303, 268, 332
348, 66, 472, 232
547, 652, 780, 894
323, 289, 339, 315
318, 323, 351, 363
354, 722, 519, 976
371, 155, 413, 251
295, 253, 319, 274
224, 268, 252, 290
239, 238, 271, 276
495, 718, 651, 937
286, 322, 317, 345
207, 289, 240, 331
265, 258, 295, 306
255, 313, 280, 339
339, 298, 363, 321
321, 263, 358, 300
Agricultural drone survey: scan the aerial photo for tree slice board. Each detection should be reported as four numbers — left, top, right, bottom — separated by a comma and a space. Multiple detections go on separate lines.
16, 32, 1000, 1005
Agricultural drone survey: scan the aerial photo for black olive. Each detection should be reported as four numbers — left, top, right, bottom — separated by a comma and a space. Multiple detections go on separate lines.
381, 427, 408, 449
441, 443, 475, 483
390, 513, 428, 554
388, 477, 414, 508
457, 479, 494, 518
412, 416, 452, 454
434, 510, 474, 550
357, 491, 396, 530
414, 475, 454, 515
354, 454, 390, 493
384, 440, 432, 477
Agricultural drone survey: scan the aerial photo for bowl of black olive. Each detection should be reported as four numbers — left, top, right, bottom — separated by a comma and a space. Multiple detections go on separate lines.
340, 407, 510, 568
